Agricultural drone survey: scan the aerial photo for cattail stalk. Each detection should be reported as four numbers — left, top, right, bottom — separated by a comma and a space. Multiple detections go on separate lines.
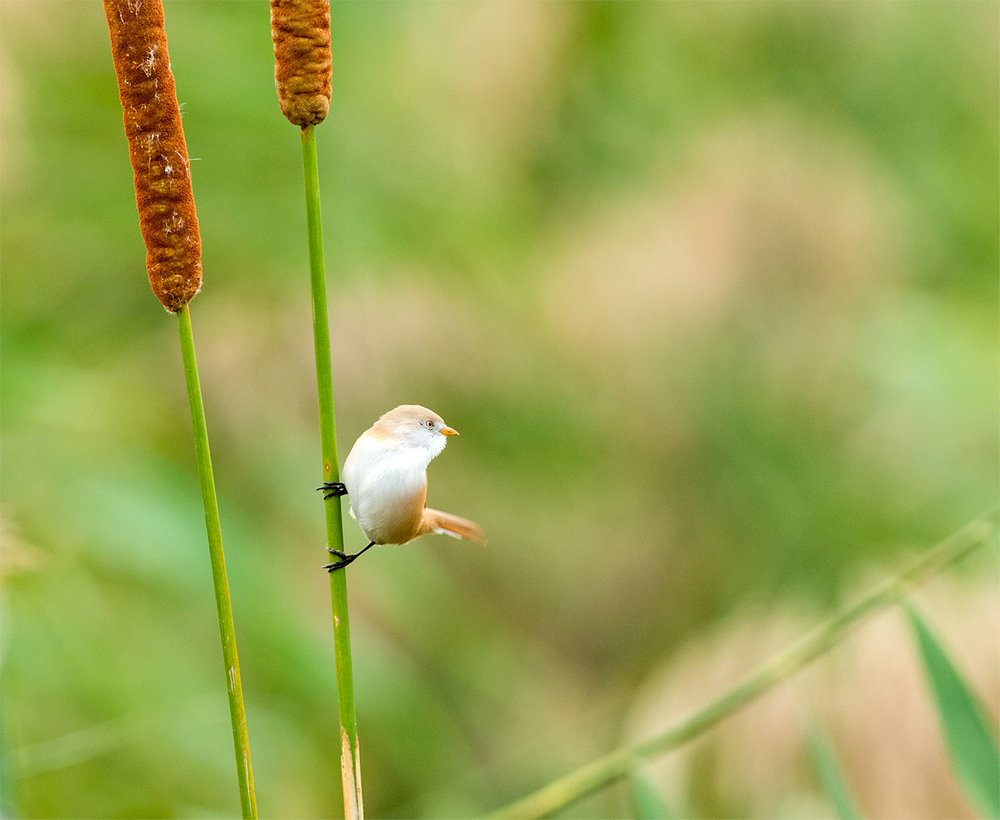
271, 4, 363, 818
104, 2, 257, 817
303, 124, 363, 820
176, 306, 257, 820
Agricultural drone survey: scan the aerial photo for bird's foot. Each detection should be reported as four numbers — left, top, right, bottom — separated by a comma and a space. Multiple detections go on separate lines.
318, 482, 347, 500
322, 542, 376, 572
322, 556, 355, 572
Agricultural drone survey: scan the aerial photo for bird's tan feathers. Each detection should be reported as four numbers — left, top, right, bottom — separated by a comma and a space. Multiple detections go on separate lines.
419, 508, 486, 545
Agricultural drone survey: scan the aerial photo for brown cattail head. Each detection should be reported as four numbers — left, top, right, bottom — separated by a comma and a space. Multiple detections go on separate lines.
271, 0, 332, 127
104, 0, 202, 313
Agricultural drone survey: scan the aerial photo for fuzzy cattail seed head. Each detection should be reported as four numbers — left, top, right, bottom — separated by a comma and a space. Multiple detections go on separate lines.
271, 0, 332, 127
104, 0, 202, 313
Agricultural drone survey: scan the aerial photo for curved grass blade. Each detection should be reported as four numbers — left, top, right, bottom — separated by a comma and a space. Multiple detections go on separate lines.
906, 602, 1000, 819
802, 703, 863, 820
630, 767, 674, 819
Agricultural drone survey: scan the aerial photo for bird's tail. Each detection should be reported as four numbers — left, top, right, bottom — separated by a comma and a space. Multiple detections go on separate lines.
420, 508, 486, 545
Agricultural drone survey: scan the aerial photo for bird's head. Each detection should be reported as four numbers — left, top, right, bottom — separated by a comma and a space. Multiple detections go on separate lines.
375, 404, 458, 458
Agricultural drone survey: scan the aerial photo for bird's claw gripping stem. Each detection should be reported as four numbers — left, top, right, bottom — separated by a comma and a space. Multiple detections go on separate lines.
322, 549, 355, 572
318, 481, 347, 500
318, 484, 362, 570
322, 542, 376, 572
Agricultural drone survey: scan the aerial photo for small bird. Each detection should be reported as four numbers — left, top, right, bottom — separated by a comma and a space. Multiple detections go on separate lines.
320, 405, 485, 570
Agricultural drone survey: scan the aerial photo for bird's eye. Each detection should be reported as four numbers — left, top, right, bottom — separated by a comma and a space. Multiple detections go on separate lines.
423, 419, 435, 430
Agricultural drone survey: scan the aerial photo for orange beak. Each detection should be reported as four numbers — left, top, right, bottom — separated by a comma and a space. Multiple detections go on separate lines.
440, 426, 459, 436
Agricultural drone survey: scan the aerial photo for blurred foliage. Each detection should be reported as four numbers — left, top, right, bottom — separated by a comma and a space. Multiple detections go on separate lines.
1, 2, 996, 818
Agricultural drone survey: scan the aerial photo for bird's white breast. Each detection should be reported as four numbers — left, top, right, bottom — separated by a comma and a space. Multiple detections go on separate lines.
342, 432, 432, 544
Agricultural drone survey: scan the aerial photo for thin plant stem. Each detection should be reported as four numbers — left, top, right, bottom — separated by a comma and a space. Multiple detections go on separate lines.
300, 123, 363, 820
176, 305, 258, 820
489, 510, 999, 819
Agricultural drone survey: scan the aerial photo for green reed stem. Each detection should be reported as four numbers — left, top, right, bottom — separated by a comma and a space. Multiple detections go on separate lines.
300, 123, 363, 820
490, 510, 999, 819
176, 305, 257, 820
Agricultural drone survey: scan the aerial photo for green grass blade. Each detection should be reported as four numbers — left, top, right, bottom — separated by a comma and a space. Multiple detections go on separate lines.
802, 704, 863, 820
630, 767, 673, 819
906, 602, 1000, 819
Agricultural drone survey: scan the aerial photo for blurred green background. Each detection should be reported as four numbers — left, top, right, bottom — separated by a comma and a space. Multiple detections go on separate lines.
1, 2, 996, 817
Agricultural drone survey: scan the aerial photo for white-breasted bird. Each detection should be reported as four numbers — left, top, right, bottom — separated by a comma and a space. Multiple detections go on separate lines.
320, 405, 485, 570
